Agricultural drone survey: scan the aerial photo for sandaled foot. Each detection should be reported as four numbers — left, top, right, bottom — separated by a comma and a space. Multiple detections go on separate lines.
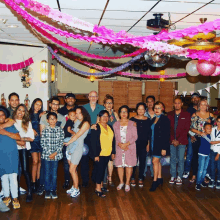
130, 179, 136, 187
3, 197, 11, 207
125, 185, 130, 192
108, 176, 114, 186
95, 190, 106, 198
190, 178, 196, 183
117, 183, 124, 190
138, 179, 144, 187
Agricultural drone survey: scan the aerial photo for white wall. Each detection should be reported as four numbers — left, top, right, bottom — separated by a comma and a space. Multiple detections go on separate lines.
0, 44, 49, 110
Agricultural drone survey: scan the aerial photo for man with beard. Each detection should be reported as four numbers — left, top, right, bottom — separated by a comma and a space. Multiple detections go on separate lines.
183, 93, 201, 179
59, 93, 78, 189
7, 93, 20, 118
58, 93, 78, 118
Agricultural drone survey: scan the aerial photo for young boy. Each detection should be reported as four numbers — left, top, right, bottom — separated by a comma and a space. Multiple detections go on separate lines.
209, 115, 220, 189
195, 123, 212, 191
63, 109, 78, 155
41, 112, 64, 199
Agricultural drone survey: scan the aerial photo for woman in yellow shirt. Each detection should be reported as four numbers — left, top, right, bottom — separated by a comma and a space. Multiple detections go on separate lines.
91, 110, 115, 198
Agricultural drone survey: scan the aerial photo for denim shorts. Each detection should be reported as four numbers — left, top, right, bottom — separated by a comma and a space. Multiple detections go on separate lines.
153, 155, 161, 159
30, 141, 42, 153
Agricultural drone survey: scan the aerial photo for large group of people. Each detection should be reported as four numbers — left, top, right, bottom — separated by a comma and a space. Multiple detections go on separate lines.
0, 90, 220, 212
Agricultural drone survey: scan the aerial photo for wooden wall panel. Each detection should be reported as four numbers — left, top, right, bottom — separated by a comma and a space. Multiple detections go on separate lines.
98, 81, 113, 105
160, 82, 175, 112
127, 81, 142, 109
144, 81, 160, 102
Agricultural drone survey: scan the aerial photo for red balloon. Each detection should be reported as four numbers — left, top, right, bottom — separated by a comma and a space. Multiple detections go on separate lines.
196, 60, 216, 76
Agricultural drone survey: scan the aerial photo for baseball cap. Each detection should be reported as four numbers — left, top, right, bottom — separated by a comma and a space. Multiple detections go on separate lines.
191, 92, 200, 98
65, 93, 76, 99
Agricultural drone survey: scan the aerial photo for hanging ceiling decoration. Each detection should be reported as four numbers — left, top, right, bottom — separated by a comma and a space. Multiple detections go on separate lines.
168, 18, 220, 51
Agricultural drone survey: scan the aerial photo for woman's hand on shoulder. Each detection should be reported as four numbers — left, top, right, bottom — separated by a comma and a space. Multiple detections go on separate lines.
91, 124, 97, 130
191, 113, 196, 118
39, 111, 46, 118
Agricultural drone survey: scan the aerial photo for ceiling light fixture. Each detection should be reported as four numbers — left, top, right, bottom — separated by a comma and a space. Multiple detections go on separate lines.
6, 25, 18, 28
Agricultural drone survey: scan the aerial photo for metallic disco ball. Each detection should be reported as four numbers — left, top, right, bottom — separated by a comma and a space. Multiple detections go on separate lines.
144, 53, 170, 68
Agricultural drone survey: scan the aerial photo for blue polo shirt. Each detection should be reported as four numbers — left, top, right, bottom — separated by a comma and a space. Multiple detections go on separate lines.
83, 103, 105, 125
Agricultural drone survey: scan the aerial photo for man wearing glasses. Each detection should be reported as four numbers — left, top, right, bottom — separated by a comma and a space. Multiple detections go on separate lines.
82, 91, 105, 187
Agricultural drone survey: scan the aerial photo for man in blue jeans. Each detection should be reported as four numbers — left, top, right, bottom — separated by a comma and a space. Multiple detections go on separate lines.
183, 93, 200, 179
168, 98, 191, 185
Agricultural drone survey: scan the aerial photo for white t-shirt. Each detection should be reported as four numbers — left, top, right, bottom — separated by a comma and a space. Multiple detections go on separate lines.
14, 120, 35, 150
211, 126, 220, 154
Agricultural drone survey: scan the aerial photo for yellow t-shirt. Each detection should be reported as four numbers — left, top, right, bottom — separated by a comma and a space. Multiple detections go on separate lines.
99, 123, 114, 156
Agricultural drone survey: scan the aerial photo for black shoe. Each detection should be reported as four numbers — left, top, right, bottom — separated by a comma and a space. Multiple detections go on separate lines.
195, 184, 201, 191
201, 181, 208, 188
157, 178, 163, 186
149, 181, 158, 192
31, 182, 37, 193
45, 191, 51, 199
63, 180, 70, 189
82, 182, 88, 188
37, 185, 44, 195
26, 192, 33, 202
51, 191, 58, 199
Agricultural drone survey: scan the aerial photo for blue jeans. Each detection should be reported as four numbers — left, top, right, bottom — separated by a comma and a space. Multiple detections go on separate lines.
44, 160, 59, 191
170, 145, 186, 178
184, 136, 193, 172
196, 155, 209, 184
210, 150, 220, 181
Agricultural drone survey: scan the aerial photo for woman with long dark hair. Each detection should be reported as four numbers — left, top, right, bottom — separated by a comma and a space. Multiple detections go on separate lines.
64, 106, 90, 198
12, 104, 35, 202
130, 102, 151, 187
29, 98, 44, 193
149, 101, 170, 192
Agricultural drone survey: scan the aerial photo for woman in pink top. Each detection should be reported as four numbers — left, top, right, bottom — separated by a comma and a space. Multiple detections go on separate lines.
113, 105, 138, 192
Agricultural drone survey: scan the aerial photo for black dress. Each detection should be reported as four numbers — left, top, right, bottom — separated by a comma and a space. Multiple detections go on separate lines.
130, 117, 151, 180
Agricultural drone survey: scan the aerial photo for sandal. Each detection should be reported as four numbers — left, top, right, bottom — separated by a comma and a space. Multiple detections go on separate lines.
130, 179, 136, 187
101, 187, 109, 192
138, 179, 144, 187
12, 198, 20, 209
108, 176, 114, 187
190, 178, 196, 183
95, 190, 106, 198
125, 185, 130, 192
3, 197, 11, 207
117, 183, 124, 190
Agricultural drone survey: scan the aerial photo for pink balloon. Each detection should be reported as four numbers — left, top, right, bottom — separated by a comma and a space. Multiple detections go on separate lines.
196, 60, 216, 76
211, 65, 220, 76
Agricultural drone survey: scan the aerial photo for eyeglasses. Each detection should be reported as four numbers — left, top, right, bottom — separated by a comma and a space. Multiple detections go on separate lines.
154, 107, 162, 110
106, 102, 113, 104
51, 103, 59, 106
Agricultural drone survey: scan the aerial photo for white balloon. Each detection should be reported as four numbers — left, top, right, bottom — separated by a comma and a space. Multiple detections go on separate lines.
186, 60, 200, 76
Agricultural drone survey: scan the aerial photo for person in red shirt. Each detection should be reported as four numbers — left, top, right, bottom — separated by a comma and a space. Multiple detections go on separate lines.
167, 98, 191, 185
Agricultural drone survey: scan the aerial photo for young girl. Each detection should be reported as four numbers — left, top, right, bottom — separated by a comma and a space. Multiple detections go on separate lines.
29, 98, 44, 193
12, 104, 35, 202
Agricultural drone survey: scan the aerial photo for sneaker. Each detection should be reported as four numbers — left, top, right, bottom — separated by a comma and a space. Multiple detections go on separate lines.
37, 185, 44, 195
2, 197, 11, 206
51, 191, 58, 199
176, 177, 182, 185
70, 188, 80, 198
66, 186, 75, 194
201, 181, 208, 187
12, 199, 20, 209
182, 172, 190, 179
195, 184, 201, 191
208, 180, 215, 188
169, 177, 176, 184
20, 187, 26, 195
205, 173, 211, 180
0, 200, 10, 212
45, 191, 51, 199
216, 181, 220, 189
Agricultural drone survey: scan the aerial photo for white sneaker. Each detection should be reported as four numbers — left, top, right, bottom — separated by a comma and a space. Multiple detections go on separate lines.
66, 186, 75, 194
176, 176, 182, 185
182, 172, 189, 179
169, 177, 176, 184
20, 187, 26, 194
70, 188, 80, 198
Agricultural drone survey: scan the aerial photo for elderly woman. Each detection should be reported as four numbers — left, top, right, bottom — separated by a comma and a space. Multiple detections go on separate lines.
190, 98, 215, 183
113, 105, 138, 192
149, 101, 170, 192
91, 110, 115, 198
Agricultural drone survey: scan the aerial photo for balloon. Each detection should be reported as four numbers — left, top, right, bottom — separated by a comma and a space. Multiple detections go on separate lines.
186, 75, 199, 84
211, 65, 220, 76
196, 60, 216, 76
185, 60, 199, 76
82, 144, 89, 156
